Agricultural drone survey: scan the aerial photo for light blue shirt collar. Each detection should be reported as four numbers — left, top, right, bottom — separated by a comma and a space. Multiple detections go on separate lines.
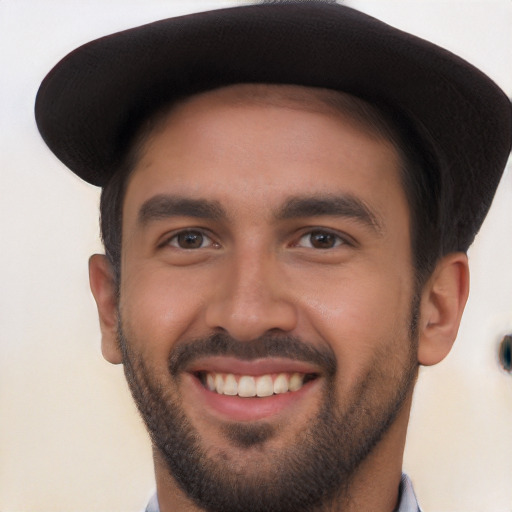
396, 473, 422, 512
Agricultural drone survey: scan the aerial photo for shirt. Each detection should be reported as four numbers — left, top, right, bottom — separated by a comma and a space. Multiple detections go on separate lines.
144, 473, 421, 512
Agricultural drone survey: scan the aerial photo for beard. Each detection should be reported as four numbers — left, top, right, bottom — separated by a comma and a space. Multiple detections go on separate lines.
118, 307, 419, 512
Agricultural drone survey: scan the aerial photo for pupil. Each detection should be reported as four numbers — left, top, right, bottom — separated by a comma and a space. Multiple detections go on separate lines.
311, 232, 334, 249
178, 231, 203, 248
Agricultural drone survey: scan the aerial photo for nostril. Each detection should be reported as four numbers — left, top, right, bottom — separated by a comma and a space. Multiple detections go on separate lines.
204, 287, 299, 341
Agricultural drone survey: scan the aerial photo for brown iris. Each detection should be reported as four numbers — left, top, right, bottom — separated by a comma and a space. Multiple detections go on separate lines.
176, 231, 204, 249
308, 231, 339, 249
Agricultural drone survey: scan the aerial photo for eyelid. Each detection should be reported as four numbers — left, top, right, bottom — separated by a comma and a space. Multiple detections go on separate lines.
292, 227, 356, 249
159, 228, 220, 249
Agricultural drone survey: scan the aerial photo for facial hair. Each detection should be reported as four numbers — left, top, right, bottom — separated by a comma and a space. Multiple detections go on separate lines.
118, 303, 419, 512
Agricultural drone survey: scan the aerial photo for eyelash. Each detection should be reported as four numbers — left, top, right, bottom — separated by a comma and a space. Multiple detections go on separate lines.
161, 227, 352, 251
164, 229, 218, 250
293, 229, 352, 249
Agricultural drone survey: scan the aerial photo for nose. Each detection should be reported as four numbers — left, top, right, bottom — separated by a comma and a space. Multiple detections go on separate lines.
205, 251, 298, 341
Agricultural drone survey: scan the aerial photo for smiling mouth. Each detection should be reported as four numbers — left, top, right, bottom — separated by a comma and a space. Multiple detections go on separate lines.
195, 371, 319, 397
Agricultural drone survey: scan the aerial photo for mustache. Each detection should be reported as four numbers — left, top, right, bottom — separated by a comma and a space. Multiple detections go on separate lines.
168, 332, 337, 377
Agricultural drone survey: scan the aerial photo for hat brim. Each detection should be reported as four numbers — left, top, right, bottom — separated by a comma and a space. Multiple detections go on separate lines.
35, 2, 511, 244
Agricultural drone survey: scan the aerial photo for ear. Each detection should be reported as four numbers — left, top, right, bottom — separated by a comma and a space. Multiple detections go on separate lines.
417, 252, 470, 366
89, 254, 122, 364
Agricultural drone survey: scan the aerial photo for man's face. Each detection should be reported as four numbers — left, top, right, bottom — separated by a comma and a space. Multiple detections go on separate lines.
116, 86, 419, 511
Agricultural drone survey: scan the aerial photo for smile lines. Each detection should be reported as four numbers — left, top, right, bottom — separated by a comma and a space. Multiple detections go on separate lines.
197, 372, 317, 397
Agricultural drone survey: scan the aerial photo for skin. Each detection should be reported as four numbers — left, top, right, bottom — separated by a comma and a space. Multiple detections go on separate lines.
89, 85, 470, 512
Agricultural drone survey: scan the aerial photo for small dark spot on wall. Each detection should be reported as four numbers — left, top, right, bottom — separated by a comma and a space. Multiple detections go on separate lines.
498, 335, 512, 373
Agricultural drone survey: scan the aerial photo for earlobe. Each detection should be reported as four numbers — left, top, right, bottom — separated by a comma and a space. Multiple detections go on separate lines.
89, 254, 122, 364
417, 253, 470, 366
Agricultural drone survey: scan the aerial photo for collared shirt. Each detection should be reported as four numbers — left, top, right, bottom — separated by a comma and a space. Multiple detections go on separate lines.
396, 473, 422, 512
144, 473, 421, 512
145, 493, 159, 512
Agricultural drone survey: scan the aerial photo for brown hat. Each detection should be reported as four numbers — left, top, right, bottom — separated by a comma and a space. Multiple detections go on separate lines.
35, 1, 511, 249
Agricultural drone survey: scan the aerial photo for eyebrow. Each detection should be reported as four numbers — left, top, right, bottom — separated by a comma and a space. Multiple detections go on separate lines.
276, 195, 383, 233
138, 195, 226, 225
137, 193, 383, 234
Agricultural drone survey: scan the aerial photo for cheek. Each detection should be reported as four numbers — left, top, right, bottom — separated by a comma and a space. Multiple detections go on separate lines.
296, 265, 413, 377
119, 263, 209, 359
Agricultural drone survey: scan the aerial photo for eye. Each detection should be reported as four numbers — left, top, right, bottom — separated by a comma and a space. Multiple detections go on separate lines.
296, 230, 345, 249
167, 230, 216, 249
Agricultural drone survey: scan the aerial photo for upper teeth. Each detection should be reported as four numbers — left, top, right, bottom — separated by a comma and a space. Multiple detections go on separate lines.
205, 372, 305, 397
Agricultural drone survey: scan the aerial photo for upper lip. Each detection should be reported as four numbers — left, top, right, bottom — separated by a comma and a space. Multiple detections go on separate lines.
186, 356, 322, 376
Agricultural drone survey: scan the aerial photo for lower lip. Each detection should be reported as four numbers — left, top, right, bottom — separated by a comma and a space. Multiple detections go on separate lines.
186, 373, 320, 422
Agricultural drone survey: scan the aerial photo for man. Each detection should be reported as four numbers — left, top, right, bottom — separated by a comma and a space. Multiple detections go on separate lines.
35, 2, 512, 511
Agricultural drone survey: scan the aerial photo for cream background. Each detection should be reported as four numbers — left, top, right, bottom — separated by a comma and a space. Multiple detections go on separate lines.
1, 1, 511, 511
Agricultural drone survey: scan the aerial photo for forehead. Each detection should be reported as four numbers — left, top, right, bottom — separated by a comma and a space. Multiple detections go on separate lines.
133, 84, 399, 157
123, 84, 407, 228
